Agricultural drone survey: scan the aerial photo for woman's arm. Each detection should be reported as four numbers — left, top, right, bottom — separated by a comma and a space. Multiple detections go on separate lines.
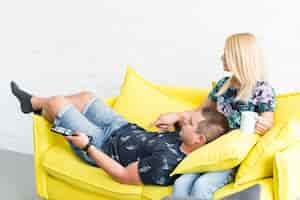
253, 82, 276, 136
256, 112, 274, 135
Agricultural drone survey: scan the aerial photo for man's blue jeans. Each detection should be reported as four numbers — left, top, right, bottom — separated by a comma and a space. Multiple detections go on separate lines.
53, 97, 128, 166
171, 169, 235, 199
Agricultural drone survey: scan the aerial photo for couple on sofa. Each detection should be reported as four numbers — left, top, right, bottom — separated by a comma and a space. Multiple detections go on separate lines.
11, 33, 276, 199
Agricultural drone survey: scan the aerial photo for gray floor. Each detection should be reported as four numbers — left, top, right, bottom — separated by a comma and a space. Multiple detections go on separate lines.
0, 149, 42, 200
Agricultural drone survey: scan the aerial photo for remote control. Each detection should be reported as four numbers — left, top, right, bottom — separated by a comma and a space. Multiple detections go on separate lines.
50, 126, 74, 136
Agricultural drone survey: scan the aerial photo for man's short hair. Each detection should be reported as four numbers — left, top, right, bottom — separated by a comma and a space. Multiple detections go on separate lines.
196, 107, 230, 143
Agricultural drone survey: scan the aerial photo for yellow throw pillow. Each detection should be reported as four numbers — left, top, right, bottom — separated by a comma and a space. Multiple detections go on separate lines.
170, 129, 259, 175
157, 85, 210, 108
113, 66, 195, 131
235, 119, 300, 186
214, 178, 273, 200
273, 143, 300, 200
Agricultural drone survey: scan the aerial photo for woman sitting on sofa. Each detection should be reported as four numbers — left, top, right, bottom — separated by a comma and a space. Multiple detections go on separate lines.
154, 33, 276, 199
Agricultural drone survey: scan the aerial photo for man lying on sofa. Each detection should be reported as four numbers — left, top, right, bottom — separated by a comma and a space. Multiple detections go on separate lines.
10, 81, 229, 186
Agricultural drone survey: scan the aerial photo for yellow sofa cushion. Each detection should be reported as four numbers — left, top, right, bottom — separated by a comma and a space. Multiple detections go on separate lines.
273, 143, 300, 200
213, 178, 273, 200
113, 66, 195, 131
46, 176, 120, 200
141, 185, 172, 200
171, 129, 259, 175
157, 85, 210, 108
235, 119, 300, 186
42, 145, 142, 200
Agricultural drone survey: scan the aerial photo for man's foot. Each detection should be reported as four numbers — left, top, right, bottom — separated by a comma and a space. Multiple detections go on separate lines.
10, 81, 42, 115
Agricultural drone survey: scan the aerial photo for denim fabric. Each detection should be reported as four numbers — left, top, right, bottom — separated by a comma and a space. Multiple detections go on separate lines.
54, 97, 128, 166
171, 169, 235, 199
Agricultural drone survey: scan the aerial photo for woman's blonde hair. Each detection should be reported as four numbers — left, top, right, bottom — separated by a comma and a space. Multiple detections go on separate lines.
217, 33, 267, 102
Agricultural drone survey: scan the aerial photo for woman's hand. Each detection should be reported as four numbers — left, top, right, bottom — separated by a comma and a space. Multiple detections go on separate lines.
150, 112, 180, 132
255, 112, 274, 135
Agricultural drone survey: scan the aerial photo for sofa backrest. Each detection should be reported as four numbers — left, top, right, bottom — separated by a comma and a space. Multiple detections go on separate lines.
275, 92, 300, 124
157, 85, 300, 124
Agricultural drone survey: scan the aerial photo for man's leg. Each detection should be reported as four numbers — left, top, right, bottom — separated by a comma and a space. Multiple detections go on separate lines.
11, 81, 127, 129
11, 81, 128, 140
11, 81, 129, 143
45, 93, 129, 167
171, 173, 202, 198
30, 91, 94, 122
32, 91, 128, 135
190, 169, 235, 199
78, 96, 128, 138
11, 82, 120, 166
10, 80, 94, 121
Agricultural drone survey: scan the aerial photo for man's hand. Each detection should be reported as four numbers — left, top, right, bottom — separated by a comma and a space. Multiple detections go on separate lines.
65, 132, 89, 149
64, 132, 142, 185
151, 112, 180, 132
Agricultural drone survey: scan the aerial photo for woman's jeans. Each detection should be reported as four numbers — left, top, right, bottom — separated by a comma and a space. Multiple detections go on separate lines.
53, 97, 129, 166
171, 169, 235, 199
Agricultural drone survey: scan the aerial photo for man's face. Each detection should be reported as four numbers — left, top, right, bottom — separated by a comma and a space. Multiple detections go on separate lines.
179, 111, 205, 146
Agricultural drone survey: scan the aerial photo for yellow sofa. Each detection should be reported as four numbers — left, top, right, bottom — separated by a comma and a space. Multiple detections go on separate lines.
33, 86, 300, 200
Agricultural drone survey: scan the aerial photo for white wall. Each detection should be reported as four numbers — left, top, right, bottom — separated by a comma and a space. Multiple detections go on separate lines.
1, 0, 300, 154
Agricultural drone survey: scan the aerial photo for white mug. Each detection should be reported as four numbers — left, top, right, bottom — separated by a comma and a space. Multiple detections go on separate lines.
240, 111, 260, 134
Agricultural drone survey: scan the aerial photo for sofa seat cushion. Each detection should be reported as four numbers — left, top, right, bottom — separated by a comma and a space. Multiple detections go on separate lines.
42, 145, 142, 200
141, 185, 172, 200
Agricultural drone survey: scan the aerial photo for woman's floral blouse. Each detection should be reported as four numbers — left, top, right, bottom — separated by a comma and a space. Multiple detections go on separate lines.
208, 77, 276, 129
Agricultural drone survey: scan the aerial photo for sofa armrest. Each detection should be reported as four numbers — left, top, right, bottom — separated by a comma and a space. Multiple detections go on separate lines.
33, 115, 57, 199
274, 143, 300, 200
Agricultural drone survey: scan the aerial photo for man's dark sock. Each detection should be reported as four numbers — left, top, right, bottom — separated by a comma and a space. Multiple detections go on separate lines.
10, 81, 42, 115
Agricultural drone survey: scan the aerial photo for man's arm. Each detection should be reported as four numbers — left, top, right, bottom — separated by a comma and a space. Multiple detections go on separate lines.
153, 98, 217, 131
65, 133, 142, 185
87, 145, 142, 185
